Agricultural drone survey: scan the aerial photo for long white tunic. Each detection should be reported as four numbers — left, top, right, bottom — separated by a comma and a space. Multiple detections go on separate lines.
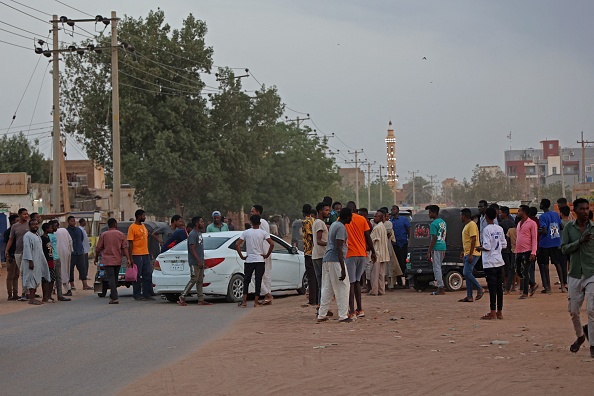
22, 232, 50, 289
55, 228, 73, 284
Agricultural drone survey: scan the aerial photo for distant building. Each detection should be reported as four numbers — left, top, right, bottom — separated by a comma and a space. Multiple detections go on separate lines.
504, 139, 583, 194
339, 167, 365, 189
441, 177, 458, 204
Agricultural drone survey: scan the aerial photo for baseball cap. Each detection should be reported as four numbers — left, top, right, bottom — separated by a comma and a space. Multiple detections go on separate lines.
212, 211, 221, 217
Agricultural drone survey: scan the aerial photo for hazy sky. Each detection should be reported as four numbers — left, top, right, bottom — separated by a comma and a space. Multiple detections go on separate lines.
1, 0, 594, 186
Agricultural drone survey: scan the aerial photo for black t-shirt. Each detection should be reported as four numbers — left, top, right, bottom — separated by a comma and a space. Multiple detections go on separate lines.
4, 227, 15, 256
41, 235, 53, 262
499, 219, 515, 254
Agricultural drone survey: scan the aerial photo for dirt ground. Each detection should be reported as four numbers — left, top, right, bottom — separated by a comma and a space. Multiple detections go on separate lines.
119, 271, 594, 396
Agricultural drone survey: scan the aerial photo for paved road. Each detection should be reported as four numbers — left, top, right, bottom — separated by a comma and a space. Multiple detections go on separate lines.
0, 289, 249, 395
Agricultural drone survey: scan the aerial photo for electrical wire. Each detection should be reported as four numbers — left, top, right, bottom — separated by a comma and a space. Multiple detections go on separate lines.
54, 0, 95, 18
248, 70, 262, 87
0, 19, 46, 37
26, 61, 51, 138
65, 133, 87, 158
0, 1, 50, 24
284, 104, 309, 115
7, 0, 50, 16
120, 60, 218, 92
0, 37, 30, 49
119, 71, 204, 95
0, 120, 51, 131
0, 26, 35, 41
5, 52, 44, 132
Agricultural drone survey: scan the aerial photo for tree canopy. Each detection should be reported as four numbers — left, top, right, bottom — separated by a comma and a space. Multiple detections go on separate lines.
0, 133, 49, 183
60, 10, 338, 218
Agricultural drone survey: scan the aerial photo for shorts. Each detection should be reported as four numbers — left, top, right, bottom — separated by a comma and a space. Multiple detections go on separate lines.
345, 256, 367, 283
537, 247, 561, 265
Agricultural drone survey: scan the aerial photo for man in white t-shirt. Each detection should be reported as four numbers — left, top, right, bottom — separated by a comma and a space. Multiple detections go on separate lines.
251, 205, 274, 304
236, 214, 274, 308
313, 201, 330, 307
476, 207, 507, 320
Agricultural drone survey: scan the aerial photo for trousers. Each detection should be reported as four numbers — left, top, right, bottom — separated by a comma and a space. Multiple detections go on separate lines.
6, 256, 18, 296
305, 255, 318, 305
105, 265, 121, 301
484, 266, 504, 311
244, 262, 265, 296
317, 261, 350, 321
568, 274, 594, 346
181, 264, 205, 301
370, 261, 387, 295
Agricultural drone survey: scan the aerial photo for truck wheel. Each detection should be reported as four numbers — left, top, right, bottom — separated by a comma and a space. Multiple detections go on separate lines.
226, 274, 244, 303
412, 276, 429, 291
445, 271, 464, 292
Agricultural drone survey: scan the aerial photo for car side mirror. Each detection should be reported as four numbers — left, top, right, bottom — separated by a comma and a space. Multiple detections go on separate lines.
291, 246, 298, 254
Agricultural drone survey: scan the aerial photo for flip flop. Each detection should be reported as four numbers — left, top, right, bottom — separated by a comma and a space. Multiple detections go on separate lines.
570, 335, 586, 353
458, 297, 474, 302
28, 300, 43, 305
237, 301, 247, 308
197, 301, 213, 306
177, 297, 188, 306
109, 300, 119, 304
260, 299, 272, 305
480, 312, 495, 320
475, 290, 484, 300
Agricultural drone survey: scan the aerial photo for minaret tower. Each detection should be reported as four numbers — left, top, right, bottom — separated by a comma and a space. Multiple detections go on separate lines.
385, 121, 397, 192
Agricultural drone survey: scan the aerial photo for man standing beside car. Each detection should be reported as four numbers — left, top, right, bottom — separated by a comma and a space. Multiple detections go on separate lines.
390, 205, 410, 288
152, 214, 183, 247
251, 205, 273, 304
128, 209, 154, 301
67, 216, 91, 291
95, 218, 131, 304
427, 205, 447, 296
206, 211, 229, 233
178, 216, 213, 306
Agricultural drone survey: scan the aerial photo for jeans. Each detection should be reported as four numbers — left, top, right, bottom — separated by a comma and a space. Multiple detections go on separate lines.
463, 255, 481, 298
181, 264, 205, 301
502, 252, 515, 291
244, 262, 265, 296
312, 258, 323, 305
517, 251, 536, 295
305, 255, 318, 305
105, 265, 121, 300
132, 255, 152, 299
53, 258, 64, 299
431, 250, 445, 288
484, 267, 504, 311
568, 275, 594, 346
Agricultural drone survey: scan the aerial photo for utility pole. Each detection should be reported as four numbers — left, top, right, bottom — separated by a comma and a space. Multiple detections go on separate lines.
365, 161, 376, 209
51, 14, 61, 213
59, 138, 70, 211
427, 174, 437, 203
346, 149, 364, 208
408, 170, 419, 209
111, 11, 121, 220
286, 114, 310, 128
577, 131, 594, 184
378, 165, 384, 207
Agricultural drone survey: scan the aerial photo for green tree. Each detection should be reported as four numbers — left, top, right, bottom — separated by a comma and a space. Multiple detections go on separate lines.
402, 176, 432, 206
0, 133, 49, 183
451, 165, 522, 206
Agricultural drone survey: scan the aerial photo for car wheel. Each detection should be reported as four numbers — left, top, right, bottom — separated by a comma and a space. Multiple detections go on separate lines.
296, 272, 308, 295
445, 271, 464, 292
165, 293, 180, 303
97, 282, 108, 297
412, 276, 429, 292
226, 274, 244, 303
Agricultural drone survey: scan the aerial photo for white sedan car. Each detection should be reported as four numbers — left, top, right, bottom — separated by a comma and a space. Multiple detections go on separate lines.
152, 231, 307, 303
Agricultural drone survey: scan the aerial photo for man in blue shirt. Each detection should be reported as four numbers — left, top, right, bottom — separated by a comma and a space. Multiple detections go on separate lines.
390, 205, 410, 288
162, 222, 193, 253
66, 216, 92, 290
537, 198, 565, 293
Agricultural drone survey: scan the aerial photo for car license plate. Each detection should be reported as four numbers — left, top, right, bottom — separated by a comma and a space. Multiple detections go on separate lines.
171, 264, 184, 271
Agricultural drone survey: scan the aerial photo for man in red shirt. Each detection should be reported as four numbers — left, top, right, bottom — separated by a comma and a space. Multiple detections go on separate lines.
95, 218, 132, 304
515, 205, 540, 299
344, 201, 376, 318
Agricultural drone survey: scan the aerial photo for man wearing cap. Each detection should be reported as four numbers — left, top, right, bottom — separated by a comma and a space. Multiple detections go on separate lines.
206, 211, 229, 233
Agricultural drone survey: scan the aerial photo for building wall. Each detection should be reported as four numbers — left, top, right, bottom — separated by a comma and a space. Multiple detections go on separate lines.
338, 168, 365, 189
0, 183, 52, 214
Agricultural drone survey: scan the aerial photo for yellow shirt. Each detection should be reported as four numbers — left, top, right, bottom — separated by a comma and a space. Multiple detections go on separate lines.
127, 223, 149, 256
462, 221, 481, 257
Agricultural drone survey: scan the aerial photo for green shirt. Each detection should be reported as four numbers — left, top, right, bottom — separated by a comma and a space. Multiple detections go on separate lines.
561, 220, 594, 280
206, 223, 229, 233
430, 218, 447, 251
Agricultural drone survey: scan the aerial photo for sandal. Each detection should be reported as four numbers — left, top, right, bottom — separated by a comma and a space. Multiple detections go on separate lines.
109, 299, 119, 304
475, 289, 484, 300
570, 335, 586, 353
480, 312, 495, 320
530, 284, 539, 297
260, 299, 272, 306
177, 296, 188, 306
458, 297, 474, 302
83, 286, 94, 291
237, 301, 247, 308
28, 299, 43, 305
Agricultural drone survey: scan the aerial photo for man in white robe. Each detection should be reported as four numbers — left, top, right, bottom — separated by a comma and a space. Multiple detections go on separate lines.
22, 220, 50, 305
55, 222, 73, 296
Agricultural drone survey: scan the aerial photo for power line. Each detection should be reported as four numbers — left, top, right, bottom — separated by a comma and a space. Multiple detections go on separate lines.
54, 0, 95, 18
1, 127, 54, 136
0, 26, 35, 41
7, 0, 50, 16
120, 82, 210, 97
5, 52, 44, 132
248, 70, 262, 87
0, 19, 48, 37
0, 1, 50, 24
120, 60, 218, 92
284, 104, 309, 115
26, 61, 51, 138
0, 120, 51, 131
0, 37, 30, 49
119, 70, 205, 95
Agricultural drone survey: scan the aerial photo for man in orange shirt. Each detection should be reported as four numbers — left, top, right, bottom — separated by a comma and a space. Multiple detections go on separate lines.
128, 209, 153, 301
344, 201, 376, 318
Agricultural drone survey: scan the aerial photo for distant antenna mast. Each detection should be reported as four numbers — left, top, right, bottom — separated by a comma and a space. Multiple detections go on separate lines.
507, 131, 512, 150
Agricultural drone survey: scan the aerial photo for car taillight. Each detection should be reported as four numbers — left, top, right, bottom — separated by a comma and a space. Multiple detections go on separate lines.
202, 283, 211, 287
154, 260, 161, 271
205, 258, 224, 268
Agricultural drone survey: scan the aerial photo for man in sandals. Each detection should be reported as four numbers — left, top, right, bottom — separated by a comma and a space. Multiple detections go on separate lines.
22, 219, 49, 305
427, 205, 447, 296
95, 218, 131, 304
516, 205, 539, 299
236, 215, 274, 308
459, 208, 484, 302
179, 216, 213, 306
561, 198, 594, 357
476, 207, 506, 319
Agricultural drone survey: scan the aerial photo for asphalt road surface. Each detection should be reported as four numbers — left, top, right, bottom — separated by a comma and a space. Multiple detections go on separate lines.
0, 289, 249, 395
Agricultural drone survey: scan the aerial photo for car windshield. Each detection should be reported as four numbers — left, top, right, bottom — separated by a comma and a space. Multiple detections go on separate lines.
169, 237, 231, 252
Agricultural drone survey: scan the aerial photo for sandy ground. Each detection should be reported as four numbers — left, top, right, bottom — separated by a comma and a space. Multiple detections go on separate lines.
119, 270, 594, 396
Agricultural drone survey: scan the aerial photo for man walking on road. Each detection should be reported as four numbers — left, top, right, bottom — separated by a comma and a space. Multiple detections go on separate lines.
235, 215, 274, 308
516, 205, 540, 299
538, 198, 565, 293
476, 207, 507, 320
95, 218, 131, 304
4, 214, 18, 300
345, 201, 376, 318
251, 205, 273, 304
179, 216, 213, 306
301, 204, 317, 306
459, 208, 484, 303
5, 208, 30, 300
390, 205, 410, 288
67, 216, 91, 291
317, 207, 353, 323
562, 198, 594, 357
128, 209, 154, 301
427, 205, 447, 296
22, 220, 50, 305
